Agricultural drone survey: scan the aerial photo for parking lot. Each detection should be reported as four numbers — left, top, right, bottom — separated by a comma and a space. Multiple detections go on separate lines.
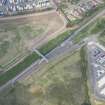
87, 41, 105, 100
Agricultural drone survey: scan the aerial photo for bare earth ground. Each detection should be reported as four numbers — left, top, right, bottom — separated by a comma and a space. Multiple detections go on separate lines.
0, 10, 65, 67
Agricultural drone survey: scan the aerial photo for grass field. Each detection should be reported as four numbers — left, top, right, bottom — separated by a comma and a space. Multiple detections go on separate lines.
38, 30, 71, 54
0, 29, 72, 87
0, 20, 46, 67
0, 50, 87, 105
0, 11, 64, 69
0, 52, 40, 86
1, 12, 105, 90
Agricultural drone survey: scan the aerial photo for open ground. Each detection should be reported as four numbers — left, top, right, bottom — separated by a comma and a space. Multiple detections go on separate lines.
0, 10, 65, 70
0, 50, 86, 105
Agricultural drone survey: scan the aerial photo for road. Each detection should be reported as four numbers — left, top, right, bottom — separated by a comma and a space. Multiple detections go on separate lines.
0, 6, 105, 92
0, 42, 84, 92
15, 43, 84, 82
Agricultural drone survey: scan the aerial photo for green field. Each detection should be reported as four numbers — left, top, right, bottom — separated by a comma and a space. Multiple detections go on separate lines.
0, 30, 72, 87
1, 17, 105, 87
0, 50, 88, 105
0, 52, 40, 86
0, 21, 47, 68
1, 15, 105, 89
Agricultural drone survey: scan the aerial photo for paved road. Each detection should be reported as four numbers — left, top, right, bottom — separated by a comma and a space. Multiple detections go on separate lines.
0, 42, 84, 92
16, 43, 84, 82
45, 42, 83, 60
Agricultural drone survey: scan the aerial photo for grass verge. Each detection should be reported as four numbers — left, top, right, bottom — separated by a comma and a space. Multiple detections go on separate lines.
0, 53, 39, 86
0, 30, 71, 86
38, 30, 71, 55
0, 50, 86, 105
80, 47, 91, 105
